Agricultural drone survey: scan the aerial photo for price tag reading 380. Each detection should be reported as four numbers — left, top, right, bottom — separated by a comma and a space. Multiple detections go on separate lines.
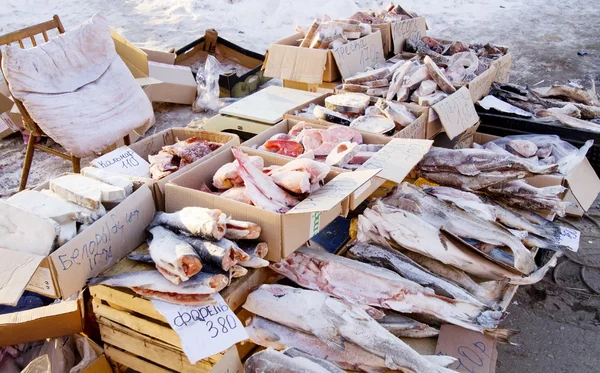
152, 294, 248, 364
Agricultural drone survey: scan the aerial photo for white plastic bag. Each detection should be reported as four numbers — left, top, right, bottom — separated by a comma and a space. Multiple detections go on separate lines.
193, 55, 223, 112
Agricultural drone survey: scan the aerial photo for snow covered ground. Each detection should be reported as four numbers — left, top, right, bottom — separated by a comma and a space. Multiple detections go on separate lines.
0, 0, 599, 195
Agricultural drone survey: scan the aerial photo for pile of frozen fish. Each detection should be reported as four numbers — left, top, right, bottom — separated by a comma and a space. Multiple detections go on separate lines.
91, 206, 267, 305
149, 136, 222, 180
349, 3, 420, 24
417, 134, 593, 216
295, 15, 373, 50
205, 147, 329, 213
480, 82, 600, 133
0, 168, 133, 256
242, 247, 499, 372
252, 121, 383, 169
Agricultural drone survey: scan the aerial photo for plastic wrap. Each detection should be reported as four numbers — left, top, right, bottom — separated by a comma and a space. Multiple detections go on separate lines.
193, 55, 224, 112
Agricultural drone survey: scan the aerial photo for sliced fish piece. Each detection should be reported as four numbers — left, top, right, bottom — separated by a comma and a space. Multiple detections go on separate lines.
148, 226, 202, 284
386, 60, 414, 101
238, 240, 269, 258
231, 265, 248, 278
264, 139, 304, 157
350, 116, 395, 135
269, 158, 330, 186
364, 79, 389, 88
179, 235, 237, 271
325, 141, 359, 167
219, 187, 252, 205
506, 140, 538, 158
213, 156, 264, 189
341, 83, 368, 93
270, 170, 311, 194
214, 238, 251, 262
225, 219, 261, 240
418, 92, 447, 106
345, 67, 390, 85
313, 105, 351, 125
375, 99, 417, 127
401, 65, 429, 89
151, 208, 227, 240
417, 80, 437, 96
238, 256, 270, 268
325, 93, 370, 114
424, 56, 456, 94
244, 284, 457, 372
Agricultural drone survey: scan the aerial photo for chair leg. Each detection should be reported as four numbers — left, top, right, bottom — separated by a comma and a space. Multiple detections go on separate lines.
19, 133, 36, 191
72, 156, 81, 173
123, 134, 131, 146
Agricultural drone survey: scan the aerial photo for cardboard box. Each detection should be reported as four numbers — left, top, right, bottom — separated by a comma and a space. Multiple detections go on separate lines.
167, 148, 379, 261
79, 334, 113, 373
424, 86, 481, 140
146, 61, 197, 105
0, 183, 155, 306
0, 90, 22, 139
391, 17, 428, 55
371, 23, 393, 57
264, 32, 385, 84
203, 114, 274, 141
0, 294, 84, 347
125, 128, 240, 210
282, 80, 340, 94
471, 132, 600, 216
242, 118, 433, 210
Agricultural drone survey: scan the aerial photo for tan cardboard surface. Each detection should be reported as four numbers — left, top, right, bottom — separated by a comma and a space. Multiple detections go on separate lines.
371, 23, 392, 56
111, 29, 149, 78
0, 294, 83, 346
0, 249, 45, 306
219, 86, 323, 124
142, 48, 176, 64
282, 79, 339, 93
264, 33, 330, 84
0, 92, 19, 138
432, 86, 480, 140
565, 157, 600, 211
467, 64, 498, 103
147, 62, 197, 105
393, 103, 429, 139
435, 324, 497, 373
331, 32, 385, 80
391, 17, 427, 54
358, 139, 433, 183
49, 185, 156, 299
493, 53, 512, 83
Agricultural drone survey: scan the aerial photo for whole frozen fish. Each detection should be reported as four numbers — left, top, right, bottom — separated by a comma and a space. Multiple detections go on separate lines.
271, 247, 507, 337
179, 235, 237, 271
246, 316, 389, 373
90, 270, 226, 305
383, 183, 536, 274
537, 111, 600, 133
148, 226, 202, 284
378, 310, 440, 338
375, 99, 417, 127
535, 84, 599, 106
151, 208, 227, 240
244, 348, 338, 373
349, 243, 485, 306
483, 180, 570, 217
283, 349, 346, 373
214, 238, 251, 262
213, 156, 264, 189
244, 284, 457, 372
225, 219, 261, 240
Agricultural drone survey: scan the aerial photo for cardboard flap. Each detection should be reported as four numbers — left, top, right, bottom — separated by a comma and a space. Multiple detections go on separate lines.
136, 77, 163, 86
467, 64, 497, 103
357, 139, 433, 183
111, 29, 149, 78
264, 39, 329, 84
288, 169, 381, 214
142, 48, 176, 64
0, 249, 45, 306
432, 86, 480, 140
435, 324, 498, 373
392, 17, 427, 54
493, 53, 512, 83
331, 32, 385, 80
566, 157, 600, 211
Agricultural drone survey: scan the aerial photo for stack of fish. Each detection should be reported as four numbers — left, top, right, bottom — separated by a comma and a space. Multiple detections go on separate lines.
148, 137, 222, 180
0, 169, 133, 256
480, 82, 600, 133
417, 135, 593, 216
206, 148, 330, 213
252, 121, 385, 169
91, 206, 267, 305
295, 15, 373, 50
349, 4, 420, 24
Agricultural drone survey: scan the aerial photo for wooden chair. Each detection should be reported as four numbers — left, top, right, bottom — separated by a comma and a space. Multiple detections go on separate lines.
0, 15, 130, 191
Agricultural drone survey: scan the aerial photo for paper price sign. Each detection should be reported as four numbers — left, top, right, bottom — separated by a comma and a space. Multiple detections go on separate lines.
557, 226, 580, 252
152, 294, 248, 364
91, 146, 150, 178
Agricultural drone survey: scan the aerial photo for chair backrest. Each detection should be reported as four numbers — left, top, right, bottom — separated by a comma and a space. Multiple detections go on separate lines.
0, 14, 65, 135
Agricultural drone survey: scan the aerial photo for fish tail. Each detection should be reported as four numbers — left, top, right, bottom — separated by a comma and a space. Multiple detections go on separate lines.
484, 328, 520, 345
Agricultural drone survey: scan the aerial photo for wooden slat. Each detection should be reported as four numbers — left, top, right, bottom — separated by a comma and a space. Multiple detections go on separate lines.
29, 35, 36, 46
90, 285, 168, 322
105, 345, 175, 373
41, 30, 49, 42
17, 39, 24, 48
0, 18, 59, 46
99, 317, 217, 372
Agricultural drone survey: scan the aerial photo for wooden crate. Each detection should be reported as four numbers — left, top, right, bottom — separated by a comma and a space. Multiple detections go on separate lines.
90, 248, 274, 373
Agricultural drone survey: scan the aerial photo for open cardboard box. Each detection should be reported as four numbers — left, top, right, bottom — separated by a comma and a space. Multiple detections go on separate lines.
282, 80, 340, 94
0, 182, 155, 307
242, 117, 433, 210
390, 17, 428, 55
203, 114, 274, 142
469, 132, 600, 217
264, 31, 385, 85
0, 90, 22, 139
122, 128, 240, 210
166, 147, 380, 261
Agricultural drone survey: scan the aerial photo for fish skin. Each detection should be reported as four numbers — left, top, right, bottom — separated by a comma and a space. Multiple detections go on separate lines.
358, 203, 556, 285
270, 247, 505, 335
270, 170, 312, 194
244, 284, 457, 373
219, 187, 252, 205
283, 349, 347, 373
246, 315, 391, 372
147, 226, 202, 284
349, 243, 485, 306
383, 183, 536, 274
179, 235, 237, 271
244, 349, 335, 373
150, 208, 227, 240
378, 311, 440, 338
483, 180, 569, 217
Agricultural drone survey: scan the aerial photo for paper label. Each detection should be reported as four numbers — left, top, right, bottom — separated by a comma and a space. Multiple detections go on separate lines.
392, 17, 427, 54
91, 146, 150, 178
309, 212, 322, 238
332, 32, 385, 80
288, 169, 380, 214
558, 226, 580, 252
435, 324, 497, 373
0, 112, 18, 132
357, 139, 433, 183
151, 294, 248, 364
432, 86, 480, 140
25, 266, 56, 296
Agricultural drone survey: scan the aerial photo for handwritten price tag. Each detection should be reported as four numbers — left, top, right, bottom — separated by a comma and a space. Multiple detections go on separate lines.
557, 226, 580, 252
432, 86, 480, 140
332, 32, 385, 79
392, 17, 427, 54
436, 324, 497, 373
91, 146, 150, 178
151, 294, 248, 364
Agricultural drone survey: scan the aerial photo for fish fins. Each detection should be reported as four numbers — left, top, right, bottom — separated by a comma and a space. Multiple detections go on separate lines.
423, 355, 458, 367
484, 328, 520, 345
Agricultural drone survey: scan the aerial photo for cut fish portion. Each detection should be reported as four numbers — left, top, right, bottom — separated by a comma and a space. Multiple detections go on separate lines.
0, 200, 59, 255
148, 226, 202, 284
50, 174, 126, 209
40, 189, 106, 224
81, 167, 133, 195
7, 190, 78, 224
325, 93, 370, 114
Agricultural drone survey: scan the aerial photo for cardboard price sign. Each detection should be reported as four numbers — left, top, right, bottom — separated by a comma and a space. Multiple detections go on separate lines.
152, 294, 248, 364
392, 17, 427, 54
91, 146, 150, 178
558, 226, 580, 252
432, 86, 480, 140
332, 32, 385, 80
436, 324, 498, 373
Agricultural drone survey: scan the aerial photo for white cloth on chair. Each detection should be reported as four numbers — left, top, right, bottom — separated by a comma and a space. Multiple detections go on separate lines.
1, 13, 154, 157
